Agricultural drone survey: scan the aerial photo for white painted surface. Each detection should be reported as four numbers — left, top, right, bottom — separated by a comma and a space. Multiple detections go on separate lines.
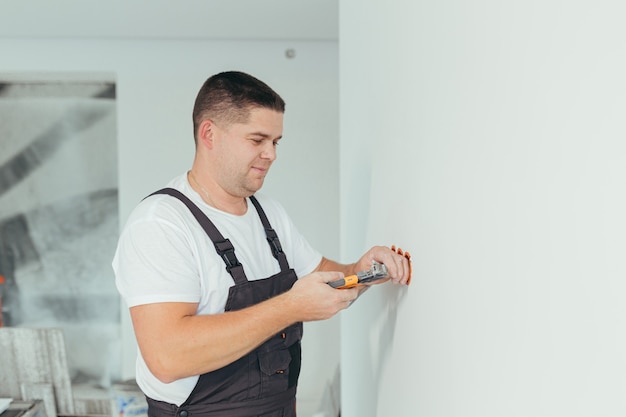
340, 1, 626, 416
0, 0, 337, 41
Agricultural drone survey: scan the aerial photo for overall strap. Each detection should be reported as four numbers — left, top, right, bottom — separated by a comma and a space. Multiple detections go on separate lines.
147, 188, 248, 285
249, 195, 290, 272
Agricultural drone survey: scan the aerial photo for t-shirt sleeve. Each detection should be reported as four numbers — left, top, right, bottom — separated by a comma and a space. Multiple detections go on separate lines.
113, 214, 201, 307
287, 219, 323, 277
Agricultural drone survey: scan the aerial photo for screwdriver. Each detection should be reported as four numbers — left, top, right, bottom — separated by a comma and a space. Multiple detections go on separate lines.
328, 262, 388, 289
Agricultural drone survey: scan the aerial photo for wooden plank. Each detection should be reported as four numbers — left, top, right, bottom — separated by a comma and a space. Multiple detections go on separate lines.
0, 328, 74, 415
72, 398, 111, 416
20, 383, 57, 417
41, 330, 73, 415
72, 383, 112, 417
0, 328, 23, 399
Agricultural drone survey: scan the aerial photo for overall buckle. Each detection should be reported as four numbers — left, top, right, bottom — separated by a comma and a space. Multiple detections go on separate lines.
215, 239, 241, 271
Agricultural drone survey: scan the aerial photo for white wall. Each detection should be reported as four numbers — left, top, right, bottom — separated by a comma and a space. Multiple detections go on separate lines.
340, 1, 626, 416
0, 38, 339, 413
0, 0, 338, 41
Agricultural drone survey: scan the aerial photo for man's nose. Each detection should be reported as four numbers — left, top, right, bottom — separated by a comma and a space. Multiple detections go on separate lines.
261, 142, 277, 161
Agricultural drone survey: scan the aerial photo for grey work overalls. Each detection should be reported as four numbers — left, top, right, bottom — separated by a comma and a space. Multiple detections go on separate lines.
145, 188, 302, 417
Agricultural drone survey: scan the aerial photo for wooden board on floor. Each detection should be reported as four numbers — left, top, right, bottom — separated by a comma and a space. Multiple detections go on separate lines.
2, 400, 47, 417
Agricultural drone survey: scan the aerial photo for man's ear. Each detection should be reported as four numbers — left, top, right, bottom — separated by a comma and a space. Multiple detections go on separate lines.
197, 119, 215, 148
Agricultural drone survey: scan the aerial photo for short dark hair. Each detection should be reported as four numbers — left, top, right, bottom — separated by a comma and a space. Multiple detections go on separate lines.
192, 71, 285, 141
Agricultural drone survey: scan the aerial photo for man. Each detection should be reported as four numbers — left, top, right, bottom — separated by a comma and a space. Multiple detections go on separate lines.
113, 71, 411, 417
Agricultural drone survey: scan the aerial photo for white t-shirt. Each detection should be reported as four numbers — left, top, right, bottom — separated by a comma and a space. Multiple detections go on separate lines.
112, 173, 322, 405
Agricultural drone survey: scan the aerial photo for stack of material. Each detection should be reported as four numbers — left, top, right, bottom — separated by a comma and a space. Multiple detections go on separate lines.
0, 328, 74, 417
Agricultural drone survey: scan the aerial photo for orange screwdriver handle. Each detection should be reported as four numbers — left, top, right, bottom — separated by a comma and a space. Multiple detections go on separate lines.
328, 274, 359, 289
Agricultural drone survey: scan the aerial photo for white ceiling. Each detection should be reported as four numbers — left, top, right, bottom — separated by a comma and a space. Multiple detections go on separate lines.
0, 0, 338, 41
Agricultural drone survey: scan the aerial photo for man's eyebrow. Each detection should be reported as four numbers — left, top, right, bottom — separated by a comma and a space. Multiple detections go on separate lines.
248, 131, 283, 140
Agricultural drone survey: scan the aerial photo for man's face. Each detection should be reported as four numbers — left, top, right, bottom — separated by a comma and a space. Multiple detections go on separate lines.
211, 107, 284, 198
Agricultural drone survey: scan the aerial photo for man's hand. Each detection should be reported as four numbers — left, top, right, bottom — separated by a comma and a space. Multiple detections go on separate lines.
285, 271, 360, 321
354, 246, 412, 286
